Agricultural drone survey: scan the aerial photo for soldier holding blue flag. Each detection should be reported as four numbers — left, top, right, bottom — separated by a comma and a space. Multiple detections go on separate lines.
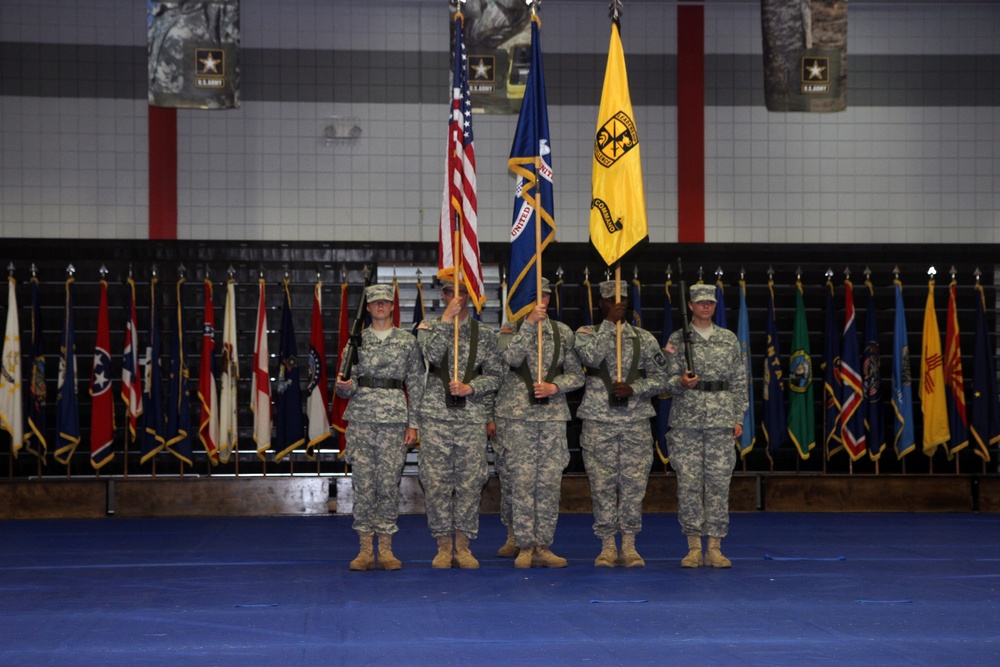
663, 283, 748, 569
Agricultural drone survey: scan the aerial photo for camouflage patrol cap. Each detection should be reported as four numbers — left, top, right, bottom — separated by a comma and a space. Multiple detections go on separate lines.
540, 277, 552, 294
689, 283, 717, 303
598, 280, 629, 300
365, 284, 394, 302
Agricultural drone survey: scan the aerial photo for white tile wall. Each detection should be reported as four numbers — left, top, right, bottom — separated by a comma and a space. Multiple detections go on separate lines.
0, 1, 998, 245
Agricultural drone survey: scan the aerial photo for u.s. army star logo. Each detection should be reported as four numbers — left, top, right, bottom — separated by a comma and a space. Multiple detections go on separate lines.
594, 111, 638, 168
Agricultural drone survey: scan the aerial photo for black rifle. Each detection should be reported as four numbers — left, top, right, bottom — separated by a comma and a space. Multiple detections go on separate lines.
676, 258, 696, 376
337, 268, 370, 381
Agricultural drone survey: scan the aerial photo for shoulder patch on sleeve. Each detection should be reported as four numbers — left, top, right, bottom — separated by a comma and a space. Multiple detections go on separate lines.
417, 321, 432, 331
499, 324, 515, 335
653, 351, 667, 367
664, 342, 677, 355
577, 326, 593, 335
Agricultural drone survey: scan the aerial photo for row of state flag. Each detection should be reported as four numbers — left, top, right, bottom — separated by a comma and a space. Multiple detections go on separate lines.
0, 272, 384, 470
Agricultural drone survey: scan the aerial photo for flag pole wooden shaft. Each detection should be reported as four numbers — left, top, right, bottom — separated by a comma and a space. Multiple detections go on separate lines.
536, 160, 544, 385
615, 264, 622, 382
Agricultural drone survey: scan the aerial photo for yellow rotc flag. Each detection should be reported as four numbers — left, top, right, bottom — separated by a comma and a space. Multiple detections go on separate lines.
920, 279, 950, 458
589, 19, 647, 268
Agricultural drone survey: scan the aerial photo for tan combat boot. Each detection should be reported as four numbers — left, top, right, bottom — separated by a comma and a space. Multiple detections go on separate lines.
349, 532, 376, 571
704, 536, 732, 568
681, 535, 703, 568
452, 531, 480, 569
619, 533, 645, 568
514, 546, 533, 569
594, 536, 618, 567
497, 526, 518, 558
533, 546, 568, 568
376, 533, 402, 571
431, 534, 453, 569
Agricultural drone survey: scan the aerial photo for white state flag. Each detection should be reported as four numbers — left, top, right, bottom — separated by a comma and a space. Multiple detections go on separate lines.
0, 277, 23, 456
251, 280, 271, 459
218, 279, 240, 464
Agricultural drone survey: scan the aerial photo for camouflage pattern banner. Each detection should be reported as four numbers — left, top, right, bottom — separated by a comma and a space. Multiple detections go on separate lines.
148, 0, 241, 109
450, 2, 532, 115
761, 0, 847, 112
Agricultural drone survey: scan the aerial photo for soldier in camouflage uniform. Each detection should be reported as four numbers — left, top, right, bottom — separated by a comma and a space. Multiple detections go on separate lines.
416, 282, 503, 569
495, 278, 585, 568
575, 280, 668, 568
335, 284, 424, 572
663, 283, 748, 569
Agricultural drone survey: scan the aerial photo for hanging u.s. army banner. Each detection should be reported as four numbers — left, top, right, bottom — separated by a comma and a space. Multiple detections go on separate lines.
148, 0, 241, 109
761, 0, 847, 112
449, 0, 532, 114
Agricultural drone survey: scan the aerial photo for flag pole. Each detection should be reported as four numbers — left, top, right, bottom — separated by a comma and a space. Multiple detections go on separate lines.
615, 263, 623, 382
453, 211, 461, 383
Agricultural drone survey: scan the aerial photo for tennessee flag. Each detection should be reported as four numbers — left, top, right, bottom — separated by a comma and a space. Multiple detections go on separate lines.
251, 278, 272, 460
0, 276, 23, 457
198, 278, 220, 465
306, 280, 331, 457
589, 14, 647, 268
920, 278, 950, 458
218, 278, 239, 464
89, 279, 114, 470
506, 14, 555, 323
944, 279, 969, 456
439, 11, 485, 313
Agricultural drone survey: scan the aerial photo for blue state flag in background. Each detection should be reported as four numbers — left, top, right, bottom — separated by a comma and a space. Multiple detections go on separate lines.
969, 283, 999, 461
24, 276, 47, 460
737, 280, 755, 457
713, 277, 727, 329
165, 277, 193, 466
506, 15, 554, 323
274, 283, 305, 462
863, 281, 885, 460
654, 277, 674, 464
631, 276, 642, 328
54, 277, 80, 465
762, 281, 787, 458
142, 279, 166, 464
891, 280, 915, 459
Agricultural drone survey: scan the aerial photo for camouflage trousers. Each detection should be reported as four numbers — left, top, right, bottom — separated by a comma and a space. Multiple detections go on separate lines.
580, 419, 653, 539
496, 418, 569, 549
345, 421, 408, 535
491, 438, 513, 528
667, 426, 737, 538
418, 418, 489, 539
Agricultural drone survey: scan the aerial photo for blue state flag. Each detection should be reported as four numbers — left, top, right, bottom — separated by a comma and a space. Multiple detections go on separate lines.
864, 282, 885, 460
54, 277, 80, 465
411, 279, 425, 336
24, 276, 47, 460
891, 280, 915, 459
275, 284, 305, 462
713, 278, 727, 329
506, 16, 554, 323
654, 278, 674, 463
631, 277, 643, 328
142, 279, 166, 464
762, 281, 787, 458
969, 283, 999, 461
165, 277, 193, 466
737, 280, 756, 457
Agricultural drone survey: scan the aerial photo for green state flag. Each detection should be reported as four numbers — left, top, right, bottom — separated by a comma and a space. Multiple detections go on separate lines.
787, 281, 815, 459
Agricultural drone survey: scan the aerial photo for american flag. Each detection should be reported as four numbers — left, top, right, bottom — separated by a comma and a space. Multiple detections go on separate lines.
438, 12, 485, 312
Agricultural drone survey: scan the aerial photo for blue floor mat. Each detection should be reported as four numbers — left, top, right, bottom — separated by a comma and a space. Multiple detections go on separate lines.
2, 512, 998, 666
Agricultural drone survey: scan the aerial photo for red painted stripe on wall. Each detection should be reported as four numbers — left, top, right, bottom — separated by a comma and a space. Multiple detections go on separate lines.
148, 105, 177, 240
677, 3, 705, 243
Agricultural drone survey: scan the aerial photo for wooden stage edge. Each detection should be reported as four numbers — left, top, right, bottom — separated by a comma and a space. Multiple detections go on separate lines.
2, 474, 999, 519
